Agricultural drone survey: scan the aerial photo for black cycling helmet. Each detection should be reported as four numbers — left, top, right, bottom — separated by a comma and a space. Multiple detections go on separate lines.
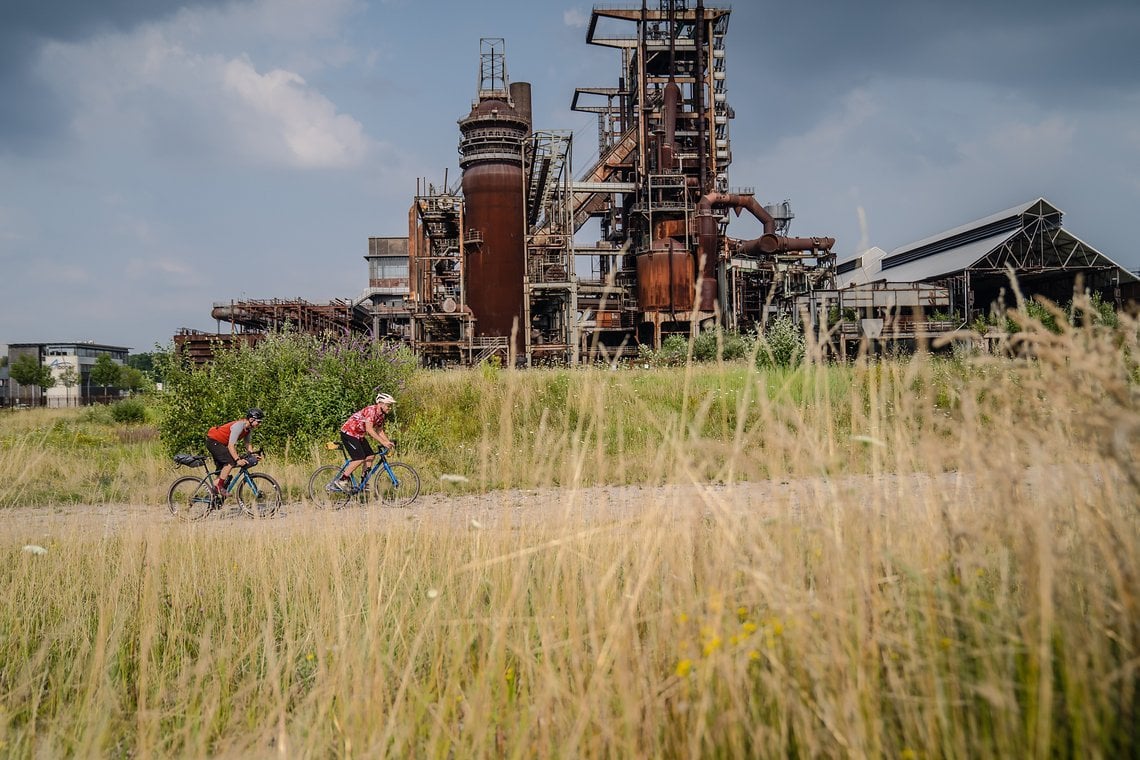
247, 408, 265, 421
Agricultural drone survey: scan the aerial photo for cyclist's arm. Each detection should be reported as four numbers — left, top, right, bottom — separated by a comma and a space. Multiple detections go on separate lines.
228, 422, 250, 462
364, 418, 394, 449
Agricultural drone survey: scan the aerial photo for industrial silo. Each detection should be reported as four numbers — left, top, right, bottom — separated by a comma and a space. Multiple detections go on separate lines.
457, 40, 531, 353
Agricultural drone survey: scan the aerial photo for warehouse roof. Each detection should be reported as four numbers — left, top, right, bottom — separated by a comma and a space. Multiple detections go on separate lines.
837, 197, 1138, 287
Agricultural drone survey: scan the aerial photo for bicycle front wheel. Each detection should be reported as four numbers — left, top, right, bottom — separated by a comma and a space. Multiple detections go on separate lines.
167, 476, 215, 521
373, 461, 420, 507
308, 464, 352, 510
237, 472, 282, 518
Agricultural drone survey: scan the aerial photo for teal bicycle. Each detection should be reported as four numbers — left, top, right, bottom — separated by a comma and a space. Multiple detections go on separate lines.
167, 450, 282, 520
307, 441, 420, 509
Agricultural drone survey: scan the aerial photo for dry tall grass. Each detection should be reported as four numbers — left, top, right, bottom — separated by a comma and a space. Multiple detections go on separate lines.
1, 314, 1137, 757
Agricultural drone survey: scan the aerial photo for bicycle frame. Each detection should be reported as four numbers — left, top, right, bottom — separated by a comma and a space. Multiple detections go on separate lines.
169, 449, 282, 520
214, 467, 260, 498
333, 449, 400, 492
308, 442, 419, 509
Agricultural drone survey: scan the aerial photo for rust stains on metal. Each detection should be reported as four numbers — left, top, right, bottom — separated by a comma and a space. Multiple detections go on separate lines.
740, 234, 837, 255
637, 239, 694, 314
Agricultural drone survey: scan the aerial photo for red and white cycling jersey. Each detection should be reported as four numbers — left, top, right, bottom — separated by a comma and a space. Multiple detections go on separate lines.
341, 404, 386, 439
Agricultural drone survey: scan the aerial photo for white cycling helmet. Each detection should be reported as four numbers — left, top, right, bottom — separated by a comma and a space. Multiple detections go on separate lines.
375, 392, 396, 405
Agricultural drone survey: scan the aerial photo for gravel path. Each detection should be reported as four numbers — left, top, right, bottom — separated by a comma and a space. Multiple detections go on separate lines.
1, 472, 977, 543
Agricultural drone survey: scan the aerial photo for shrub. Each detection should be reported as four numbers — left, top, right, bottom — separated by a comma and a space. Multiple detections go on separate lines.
156, 331, 418, 457
756, 315, 806, 368
1070, 291, 1119, 329
659, 334, 690, 365
691, 328, 751, 362
638, 329, 752, 366
1022, 298, 1062, 334
109, 399, 147, 424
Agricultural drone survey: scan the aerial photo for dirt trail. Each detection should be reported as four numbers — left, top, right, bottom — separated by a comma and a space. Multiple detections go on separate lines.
1, 472, 973, 543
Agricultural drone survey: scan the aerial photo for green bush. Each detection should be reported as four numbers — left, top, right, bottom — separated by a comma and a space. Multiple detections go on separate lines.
1071, 291, 1119, 329
109, 399, 147, 424
638, 329, 752, 366
756, 315, 806, 368
1022, 298, 1061, 334
658, 334, 690, 365
156, 331, 418, 458
691, 328, 751, 362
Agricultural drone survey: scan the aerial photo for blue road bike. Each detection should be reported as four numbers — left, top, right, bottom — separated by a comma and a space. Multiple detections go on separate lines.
307, 441, 420, 509
167, 451, 282, 520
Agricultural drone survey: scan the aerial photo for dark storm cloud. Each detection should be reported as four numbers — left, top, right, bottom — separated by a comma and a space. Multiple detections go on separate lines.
0, 0, 240, 151
731, 0, 1140, 137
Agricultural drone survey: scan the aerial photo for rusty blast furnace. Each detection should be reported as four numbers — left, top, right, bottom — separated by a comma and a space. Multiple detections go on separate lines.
408, 2, 838, 366
458, 44, 532, 353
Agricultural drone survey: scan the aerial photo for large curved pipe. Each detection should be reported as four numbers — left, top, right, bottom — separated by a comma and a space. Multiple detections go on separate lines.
694, 193, 776, 310
696, 192, 777, 234
738, 234, 836, 256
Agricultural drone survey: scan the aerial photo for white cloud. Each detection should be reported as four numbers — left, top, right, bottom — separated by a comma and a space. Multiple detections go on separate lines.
37, 1, 376, 170
222, 55, 371, 168
563, 8, 589, 29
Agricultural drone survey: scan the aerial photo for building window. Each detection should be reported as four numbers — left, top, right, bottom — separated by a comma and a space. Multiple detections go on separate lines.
370, 257, 409, 280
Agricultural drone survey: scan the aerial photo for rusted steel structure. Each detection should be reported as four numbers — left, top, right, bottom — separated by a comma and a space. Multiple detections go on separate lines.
458, 38, 531, 354
209, 298, 366, 335
562, 1, 838, 359
409, 2, 839, 366
176, 298, 368, 364
172, 328, 263, 365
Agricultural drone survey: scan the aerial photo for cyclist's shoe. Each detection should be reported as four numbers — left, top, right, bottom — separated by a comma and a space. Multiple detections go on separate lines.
327, 477, 351, 493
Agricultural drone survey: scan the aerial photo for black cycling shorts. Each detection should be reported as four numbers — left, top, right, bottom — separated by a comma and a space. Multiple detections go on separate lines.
341, 431, 374, 461
206, 438, 238, 468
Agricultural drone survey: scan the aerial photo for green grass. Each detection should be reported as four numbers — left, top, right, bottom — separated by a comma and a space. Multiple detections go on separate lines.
0, 314, 1138, 756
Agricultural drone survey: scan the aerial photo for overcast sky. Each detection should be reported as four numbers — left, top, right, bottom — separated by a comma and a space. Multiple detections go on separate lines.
2, 0, 1138, 351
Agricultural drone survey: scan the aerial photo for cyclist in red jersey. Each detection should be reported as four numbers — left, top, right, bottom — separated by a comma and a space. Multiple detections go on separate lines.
333, 392, 395, 491
206, 408, 264, 495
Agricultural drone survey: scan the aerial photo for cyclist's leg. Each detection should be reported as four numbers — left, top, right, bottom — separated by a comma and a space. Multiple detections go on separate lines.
206, 438, 237, 492
339, 432, 373, 483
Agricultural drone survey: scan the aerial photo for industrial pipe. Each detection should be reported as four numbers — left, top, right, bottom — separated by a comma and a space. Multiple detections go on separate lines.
738, 234, 837, 256
661, 77, 680, 171
695, 193, 777, 310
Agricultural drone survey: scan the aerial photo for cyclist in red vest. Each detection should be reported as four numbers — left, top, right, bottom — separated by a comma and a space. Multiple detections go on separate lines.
206, 408, 264, 495
332, 392, 395, 491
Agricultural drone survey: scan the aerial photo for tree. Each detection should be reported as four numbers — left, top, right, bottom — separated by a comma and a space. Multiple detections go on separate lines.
128, 348, 171, 383
119, 365, 150, 393
9, 354, 55, 405
90, 355, 122, 399
127, 352, 154, 375
58, 364, 80, 406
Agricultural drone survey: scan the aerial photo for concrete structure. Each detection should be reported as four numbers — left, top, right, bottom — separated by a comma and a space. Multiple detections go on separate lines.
6, 342, 128, 407
358, 236, 412, 340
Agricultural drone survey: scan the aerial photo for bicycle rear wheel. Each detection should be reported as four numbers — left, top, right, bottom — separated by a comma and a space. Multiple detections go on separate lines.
238, 472, 282, 518
373, 461, 420, 507
308, 464, 353, 510
167, 476, 215, 521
